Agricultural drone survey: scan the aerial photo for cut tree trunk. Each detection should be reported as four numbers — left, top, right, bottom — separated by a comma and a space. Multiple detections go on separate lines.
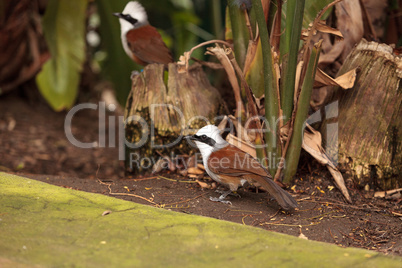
124, 63, 224, 174
322, 39, 402, 190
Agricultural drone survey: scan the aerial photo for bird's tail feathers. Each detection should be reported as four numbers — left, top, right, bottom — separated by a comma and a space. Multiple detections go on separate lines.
258, 176, 298, 210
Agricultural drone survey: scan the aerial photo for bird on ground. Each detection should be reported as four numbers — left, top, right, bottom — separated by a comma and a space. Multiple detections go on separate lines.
113, 1, 173, 66
186, 125, 298, 211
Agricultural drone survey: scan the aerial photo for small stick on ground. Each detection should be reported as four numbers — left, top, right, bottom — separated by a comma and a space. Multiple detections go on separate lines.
97, 179, 158, 206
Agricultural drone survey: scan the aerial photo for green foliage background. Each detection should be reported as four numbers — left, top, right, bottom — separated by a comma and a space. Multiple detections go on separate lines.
36, 0, 225, 109
36, 0, 89, 111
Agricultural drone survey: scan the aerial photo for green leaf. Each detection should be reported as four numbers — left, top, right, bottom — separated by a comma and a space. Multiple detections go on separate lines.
281, 0, 334, 33
36, 0, 88, 111
227, 0, 250, 68
283, 40, 322, 183
280, 0, 306, 125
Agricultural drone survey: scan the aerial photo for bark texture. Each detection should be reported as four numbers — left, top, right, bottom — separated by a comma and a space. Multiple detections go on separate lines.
323, 39, 402, 189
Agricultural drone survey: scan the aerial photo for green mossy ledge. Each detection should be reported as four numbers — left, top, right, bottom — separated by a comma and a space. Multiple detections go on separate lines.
0, 172, 400, 267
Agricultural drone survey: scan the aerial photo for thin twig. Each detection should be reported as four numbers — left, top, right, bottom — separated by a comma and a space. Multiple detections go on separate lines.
179, 40, 234, 71
97, 179, 157, 206
132, 176, 158, 181
242, 214, 251, 225
329, 227, 338, 243
188, 40, 234, 57
261, 222, 321, 227
158, 175, 198, 183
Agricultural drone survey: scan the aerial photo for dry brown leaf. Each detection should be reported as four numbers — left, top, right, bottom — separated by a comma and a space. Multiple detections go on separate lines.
102, 210, 112, 216
152, 158, 168, 174
374, 188, 402, 199
314, 68, 357, 89
298, 233, 309, 240
196, 180, 211, 189
316, 20, 344, 39
327, 166, 352, 203
334, 68, 357, 89
217, 115, 228, 132
187, 167, 204, 175
189, 174, 203, 179
302, 124, 352, 203
226, 133, 257, 158
302, 124, 336, 169
197, 164, 205, 170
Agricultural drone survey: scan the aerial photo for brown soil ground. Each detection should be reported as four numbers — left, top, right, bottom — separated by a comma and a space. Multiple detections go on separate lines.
1, 92, 401, 256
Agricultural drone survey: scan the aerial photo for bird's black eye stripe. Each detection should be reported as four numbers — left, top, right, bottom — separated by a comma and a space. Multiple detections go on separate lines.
122, 14, 138, 25
193, 134, 216, 147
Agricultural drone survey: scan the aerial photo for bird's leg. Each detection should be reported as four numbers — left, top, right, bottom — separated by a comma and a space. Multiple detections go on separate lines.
209, 190, 233, 205
215, 189, 241, 198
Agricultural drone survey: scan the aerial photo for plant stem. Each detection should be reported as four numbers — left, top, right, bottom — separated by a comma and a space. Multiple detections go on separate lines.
211, 0, 223, 39
280, 0, 305, 125
283, 40, 322, 183
251, 0, 279, 174
227, 0, 250, 68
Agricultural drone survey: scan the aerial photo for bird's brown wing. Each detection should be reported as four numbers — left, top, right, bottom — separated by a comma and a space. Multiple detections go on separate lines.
208, 145, 298, 210
126, 25, 173, 65
207, 145, 269, 177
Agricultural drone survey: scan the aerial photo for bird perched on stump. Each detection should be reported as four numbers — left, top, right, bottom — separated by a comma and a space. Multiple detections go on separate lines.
186, 125, 298, 211
113, 1, 173, 66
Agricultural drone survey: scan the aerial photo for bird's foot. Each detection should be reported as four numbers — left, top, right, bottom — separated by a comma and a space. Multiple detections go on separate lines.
209, 190, 234, 205
130, 71, 140, 79
215, 189, 241, 198
209, 196, 232, 205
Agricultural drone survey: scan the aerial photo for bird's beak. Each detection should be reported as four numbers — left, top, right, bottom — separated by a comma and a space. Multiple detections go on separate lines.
185, 135, 197, 141
113, 12, 123, 18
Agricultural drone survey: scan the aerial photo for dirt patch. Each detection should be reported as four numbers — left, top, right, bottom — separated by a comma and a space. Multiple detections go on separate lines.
1, 92, 401, 256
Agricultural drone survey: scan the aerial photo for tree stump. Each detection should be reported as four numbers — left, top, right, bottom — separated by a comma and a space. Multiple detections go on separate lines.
124, 63, 224, 174
323, 39, 402, 190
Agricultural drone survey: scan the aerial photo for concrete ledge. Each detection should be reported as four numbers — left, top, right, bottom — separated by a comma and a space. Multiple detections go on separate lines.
0, 172, 400, 267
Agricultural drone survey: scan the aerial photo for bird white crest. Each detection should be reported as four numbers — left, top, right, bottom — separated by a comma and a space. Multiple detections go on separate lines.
122, 1, 148, 24
193, 125, 228, 161
118, 1, 149, 35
